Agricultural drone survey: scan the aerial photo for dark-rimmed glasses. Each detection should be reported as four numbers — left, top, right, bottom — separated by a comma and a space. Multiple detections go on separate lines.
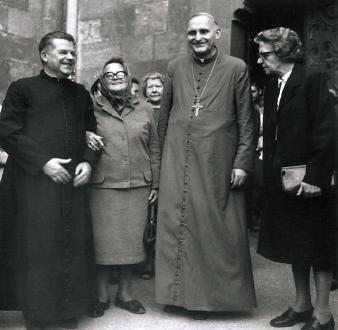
257, 51, 274, 60
103, 71, 126, 80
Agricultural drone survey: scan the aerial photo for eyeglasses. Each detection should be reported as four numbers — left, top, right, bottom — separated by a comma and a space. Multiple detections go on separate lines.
103, 71, 126, 80
257, 51, 274, 60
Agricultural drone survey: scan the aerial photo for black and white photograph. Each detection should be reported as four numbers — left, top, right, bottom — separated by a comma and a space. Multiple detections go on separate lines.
0, 0, 337, 329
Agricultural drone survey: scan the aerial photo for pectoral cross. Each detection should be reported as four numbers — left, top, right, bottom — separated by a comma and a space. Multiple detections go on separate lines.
192, 100, 204, 116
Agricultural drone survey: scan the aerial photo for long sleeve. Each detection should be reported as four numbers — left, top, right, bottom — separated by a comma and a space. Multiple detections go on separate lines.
157, 63, 174, 151
303, 71, 335, 187
233, 63, 255, 172
0, 81, 51, 175
82, 93, 99, 167
148, 112, 161, 189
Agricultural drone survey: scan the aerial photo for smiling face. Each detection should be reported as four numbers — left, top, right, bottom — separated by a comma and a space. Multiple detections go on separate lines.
146, 78, 164, 104
102, 62, 128, 93
41, 38, 76, 78
257, 41, 283, 76
187, 15, 221, 58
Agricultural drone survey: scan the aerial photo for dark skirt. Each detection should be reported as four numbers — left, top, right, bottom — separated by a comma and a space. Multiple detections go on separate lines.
258, 180, 336, 270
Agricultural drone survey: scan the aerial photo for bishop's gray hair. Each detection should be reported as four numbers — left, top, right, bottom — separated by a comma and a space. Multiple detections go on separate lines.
187, 12, 219, 26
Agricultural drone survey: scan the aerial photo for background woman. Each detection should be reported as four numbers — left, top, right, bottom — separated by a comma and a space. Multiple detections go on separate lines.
88, 57, 161, 316
255, 27, 336, 330
139, 71, 165, 280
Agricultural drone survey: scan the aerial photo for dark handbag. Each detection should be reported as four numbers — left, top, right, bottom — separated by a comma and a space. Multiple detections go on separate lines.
281, 165, 335, 193
143, 203, 157, 247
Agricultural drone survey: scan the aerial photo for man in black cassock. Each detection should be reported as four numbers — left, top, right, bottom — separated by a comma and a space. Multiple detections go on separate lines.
0, 31, 96, 330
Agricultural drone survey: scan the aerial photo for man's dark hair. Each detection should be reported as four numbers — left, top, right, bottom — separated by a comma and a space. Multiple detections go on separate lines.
131, 77, 139, 85
38, 31, 75, 53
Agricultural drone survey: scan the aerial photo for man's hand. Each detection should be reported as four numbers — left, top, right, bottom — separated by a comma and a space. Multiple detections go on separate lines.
74, 162, 92, 187
148, 189, 158, 204
86, 131, 104, 151
230, 168, 248, 189
42, 158, 72, 184
297, 182, 322, 198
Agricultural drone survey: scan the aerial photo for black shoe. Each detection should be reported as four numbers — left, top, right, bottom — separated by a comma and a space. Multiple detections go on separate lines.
270, 307, 313, 327
58, 318, 78, 329
331, 279, 338, 291
189, 310, 209, 320
163, 305, 184, 314
89, 301, 110, 318
24, 318, 46, 330
301, 316, 335, 330
115, 297, 146, 314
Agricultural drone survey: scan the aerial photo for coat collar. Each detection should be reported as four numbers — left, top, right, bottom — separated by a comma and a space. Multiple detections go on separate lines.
95, 95, 139, 119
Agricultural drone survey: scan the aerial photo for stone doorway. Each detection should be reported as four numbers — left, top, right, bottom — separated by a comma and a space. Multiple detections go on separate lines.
230, 0, 338, 90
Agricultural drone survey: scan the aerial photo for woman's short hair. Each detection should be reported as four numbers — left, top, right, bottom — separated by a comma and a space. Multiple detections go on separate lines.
254, 27, 304, 62
141, 72, 165, 97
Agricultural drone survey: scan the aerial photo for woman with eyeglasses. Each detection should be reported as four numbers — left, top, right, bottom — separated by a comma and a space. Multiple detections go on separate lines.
87, 57, 161, 317
255, 27, 336, 330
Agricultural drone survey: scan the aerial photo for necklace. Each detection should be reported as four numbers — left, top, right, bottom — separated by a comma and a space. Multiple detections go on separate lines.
191, 52, 219, 116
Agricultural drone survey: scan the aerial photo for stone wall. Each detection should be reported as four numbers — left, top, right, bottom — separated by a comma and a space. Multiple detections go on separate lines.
76, 0, 245, 90
0, 0, 245, 100
0, 0, 65, 103
77, 0, 190, 90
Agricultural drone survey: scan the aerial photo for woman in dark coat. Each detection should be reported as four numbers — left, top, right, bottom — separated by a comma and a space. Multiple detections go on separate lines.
255, 27, 336, 330
87, 58, 161, 317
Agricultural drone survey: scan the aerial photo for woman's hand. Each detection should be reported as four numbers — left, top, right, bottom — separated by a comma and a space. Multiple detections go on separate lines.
297, 182, 322, 198
86, 131, 104, 151
148, 189, 158, 204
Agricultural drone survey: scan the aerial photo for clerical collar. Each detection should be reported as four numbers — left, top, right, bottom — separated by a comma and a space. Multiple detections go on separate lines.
193, 47, 218, 66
